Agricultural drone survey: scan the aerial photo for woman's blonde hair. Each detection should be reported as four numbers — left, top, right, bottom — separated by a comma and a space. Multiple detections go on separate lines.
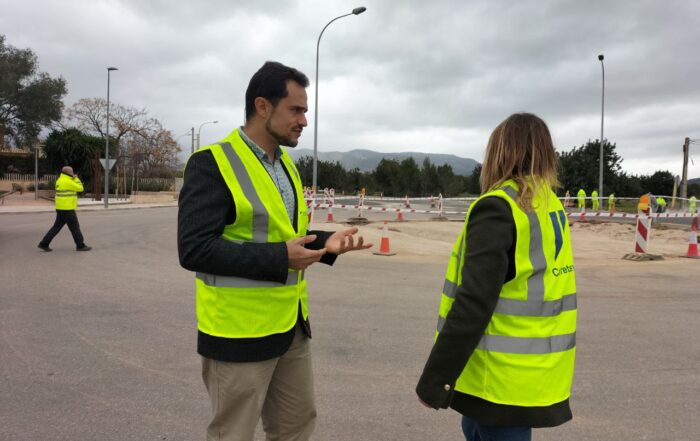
480, 113, 559, 210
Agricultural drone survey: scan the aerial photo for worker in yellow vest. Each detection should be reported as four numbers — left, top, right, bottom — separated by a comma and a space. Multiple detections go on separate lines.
38, 166, 91, 252
657, 197, 667, 213
577, 188, 586, 210
690, 195, 697, 214
417, 113, 576, 440
178, 62, 371, 441
608, 193, 615, 212
591, 189, 599, 211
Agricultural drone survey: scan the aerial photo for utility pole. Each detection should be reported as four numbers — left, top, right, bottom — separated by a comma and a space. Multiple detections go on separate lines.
681, 137, 690, 211
190, 127, 195, 154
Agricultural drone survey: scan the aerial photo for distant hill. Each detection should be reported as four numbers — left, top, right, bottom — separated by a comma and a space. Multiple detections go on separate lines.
689, 177, 700, 185
287, 148, 479, 176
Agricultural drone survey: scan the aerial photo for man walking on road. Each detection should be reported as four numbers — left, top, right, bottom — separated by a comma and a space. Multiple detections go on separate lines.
38, 166, 91, 252
178, 61, 371, 441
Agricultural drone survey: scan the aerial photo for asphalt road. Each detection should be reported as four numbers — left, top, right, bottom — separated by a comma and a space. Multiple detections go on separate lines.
1, 207, 699, 440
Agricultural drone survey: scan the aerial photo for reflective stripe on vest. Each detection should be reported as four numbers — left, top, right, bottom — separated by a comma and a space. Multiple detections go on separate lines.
220, 142, 269, 243
196, 271, 300, 288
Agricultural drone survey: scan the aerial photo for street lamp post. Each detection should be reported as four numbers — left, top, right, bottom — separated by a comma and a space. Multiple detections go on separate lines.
598, 54, 605, 209
312, 6, 366, 193
105, 66, 118, 208
197, 120, 219, 150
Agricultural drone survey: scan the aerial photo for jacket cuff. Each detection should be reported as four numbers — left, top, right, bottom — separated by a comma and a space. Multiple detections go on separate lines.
416, 372, 454, 409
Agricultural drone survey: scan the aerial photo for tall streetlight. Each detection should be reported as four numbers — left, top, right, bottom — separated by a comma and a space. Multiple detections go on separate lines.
312, 6, 367, 193
104, 66, 118, 208
598, 54, 605, 209
197, 120, 219, 150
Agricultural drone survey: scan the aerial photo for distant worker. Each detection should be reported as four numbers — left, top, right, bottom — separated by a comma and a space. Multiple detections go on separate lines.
608, 193, 615, 212
657, 196, 667, 213
689, 195, 697, 214
591, 189, 599, 211
564, 190, 571, 208
38, 166, 92, 252
577, 188, 586, 210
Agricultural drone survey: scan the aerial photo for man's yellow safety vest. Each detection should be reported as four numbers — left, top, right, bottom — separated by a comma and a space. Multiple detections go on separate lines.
436, 180, 577, 406
192, 129, 309, 338
54, 173, 83, 210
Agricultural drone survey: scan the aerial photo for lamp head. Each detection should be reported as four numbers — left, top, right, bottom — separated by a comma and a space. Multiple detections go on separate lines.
108, 67, 118, 71
598, 54, 604, 61
352, 6, 367, 15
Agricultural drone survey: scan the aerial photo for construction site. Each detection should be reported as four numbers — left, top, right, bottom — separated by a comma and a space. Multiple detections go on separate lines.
1, 192, 699, 440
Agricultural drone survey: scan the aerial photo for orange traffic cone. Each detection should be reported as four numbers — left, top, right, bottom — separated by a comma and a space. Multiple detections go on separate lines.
327, 206, 334, 222
683, 216, 699, 259
397, 210, 404, 221
373, 221, 396, 256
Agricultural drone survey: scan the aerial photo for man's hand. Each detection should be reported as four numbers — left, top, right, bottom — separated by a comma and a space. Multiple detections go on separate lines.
286, 235, 326, 270
324, 227, 373, 255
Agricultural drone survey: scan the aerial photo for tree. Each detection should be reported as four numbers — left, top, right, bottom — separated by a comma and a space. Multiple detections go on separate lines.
43, 128, 104, 180
399, 157, 421, 196
373, 159, 401, 196
467, 164, 482, 195
558, 140, 622, 195
640, 170, 674, 196
0, 35, 67, 148
420, 158, 439, 196
64, 97, 153, 156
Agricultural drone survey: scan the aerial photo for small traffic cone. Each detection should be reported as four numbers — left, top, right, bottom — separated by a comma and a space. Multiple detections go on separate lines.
373, 221, 395, 256
579, 210, 586, 222
326, 206, 334, 222
397, 210, 404, 221
683, 216, 699, 259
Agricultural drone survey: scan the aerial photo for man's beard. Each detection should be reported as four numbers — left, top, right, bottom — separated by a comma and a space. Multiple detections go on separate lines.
265, 119, 298, 147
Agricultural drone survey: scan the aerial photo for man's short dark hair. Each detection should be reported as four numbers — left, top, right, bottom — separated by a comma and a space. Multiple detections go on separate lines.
245, 61, 309, 121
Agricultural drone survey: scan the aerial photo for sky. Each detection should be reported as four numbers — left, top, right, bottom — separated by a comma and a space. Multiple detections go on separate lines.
1, 0, 699, 179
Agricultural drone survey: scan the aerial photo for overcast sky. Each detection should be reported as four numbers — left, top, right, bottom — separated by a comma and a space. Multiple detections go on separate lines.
2, 0, 699, 179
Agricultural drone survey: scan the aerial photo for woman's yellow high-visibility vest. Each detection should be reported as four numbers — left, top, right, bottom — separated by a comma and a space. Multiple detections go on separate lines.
436, 180, 577, 406
54, 173, 83, 210
193, 129, 309, 338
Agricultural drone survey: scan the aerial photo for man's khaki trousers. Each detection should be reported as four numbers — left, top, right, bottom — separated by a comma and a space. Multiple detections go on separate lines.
201, 324, 316, 441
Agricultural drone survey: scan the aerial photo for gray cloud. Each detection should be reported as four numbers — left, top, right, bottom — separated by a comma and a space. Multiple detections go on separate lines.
1, 0, 698, 178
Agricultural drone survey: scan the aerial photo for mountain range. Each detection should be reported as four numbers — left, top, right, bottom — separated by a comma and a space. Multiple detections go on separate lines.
286, 148, 479, 176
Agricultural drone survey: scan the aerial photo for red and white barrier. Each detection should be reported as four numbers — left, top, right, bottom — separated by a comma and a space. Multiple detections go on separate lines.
635, 213, 651, 253
684, 215, 699, 258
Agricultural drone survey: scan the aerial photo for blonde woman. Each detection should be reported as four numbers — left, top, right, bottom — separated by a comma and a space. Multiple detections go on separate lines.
416, 113, 577, 441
